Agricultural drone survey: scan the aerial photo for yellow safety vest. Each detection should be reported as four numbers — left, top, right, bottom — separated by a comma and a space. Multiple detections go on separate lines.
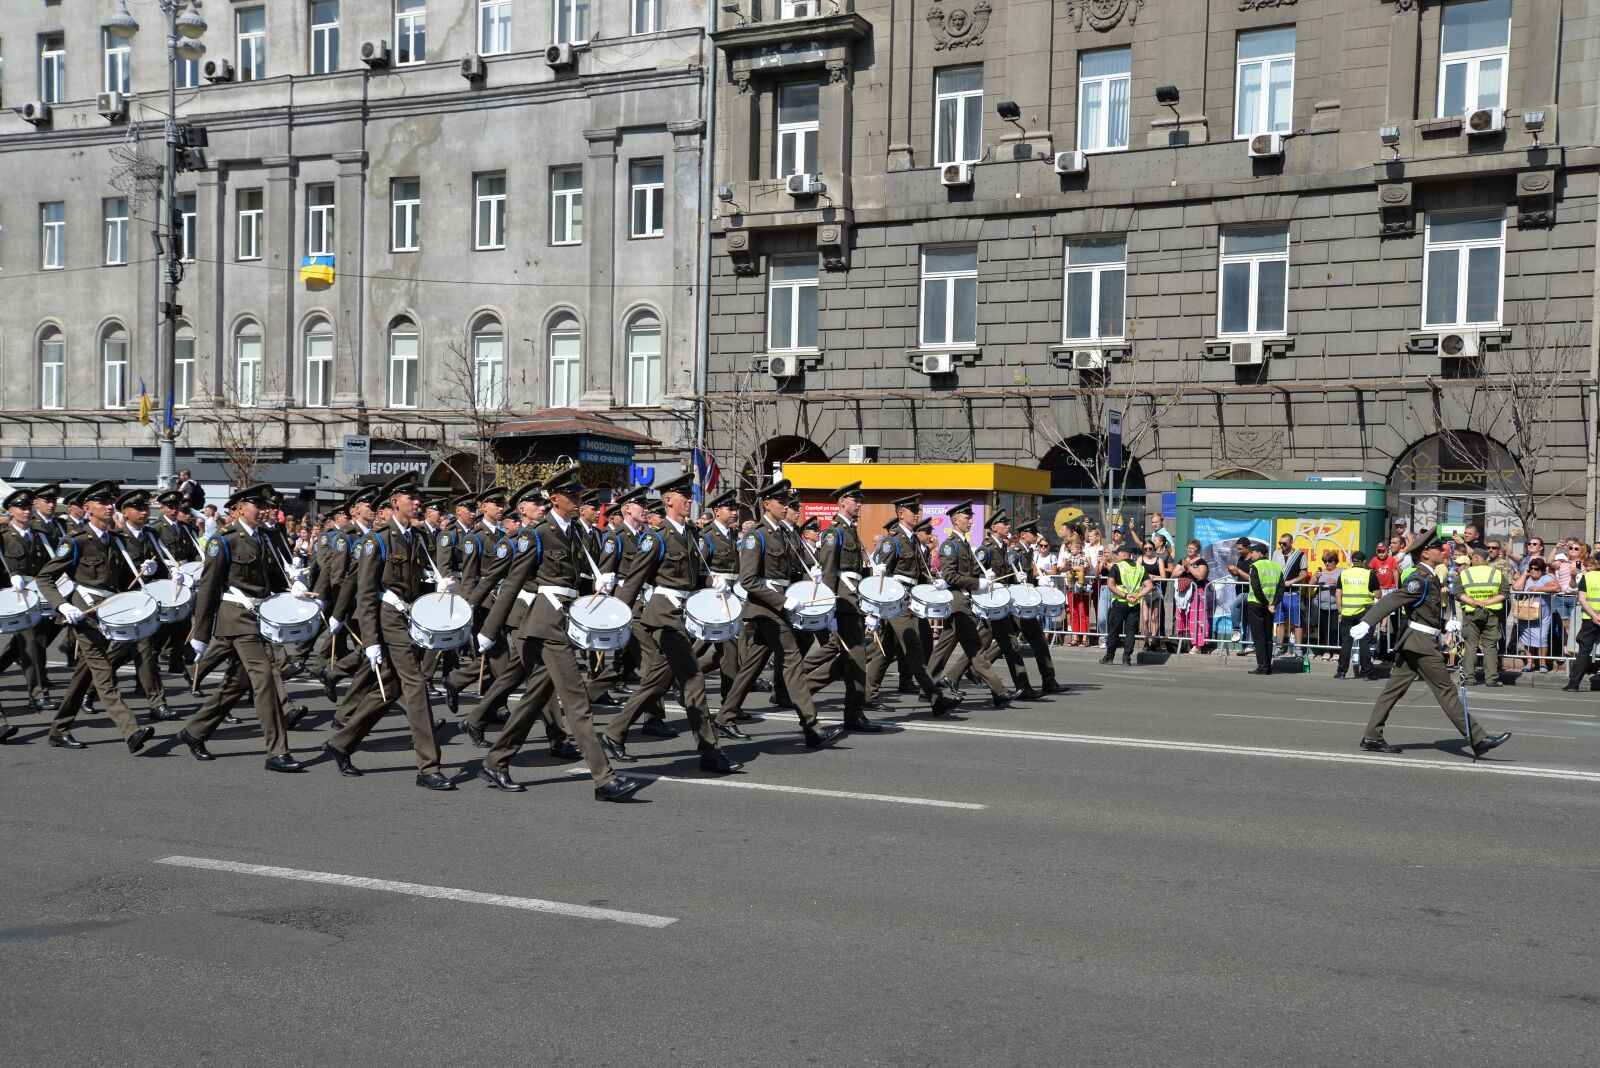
1581, 570, 1600, 613
1460, 564, 1502, 606
1248, 559, 1282, 605
1339, 566, 1374, 616
1114, 561, 1147, 605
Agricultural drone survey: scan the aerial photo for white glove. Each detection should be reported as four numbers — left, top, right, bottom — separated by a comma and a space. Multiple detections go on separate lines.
712, 574, 729, 592
809, 565, 823, 583
1444, 619, 1462, 635
871, 561, 886, 577
291, 579, 311, 597
172, 570, 193, 590
978, 577, 992, 594
365, 644, 383, 669
10, 574, 24, 591
327, 616, 343, 634
1349, 621, 1371, 641
190, 638, 208, 657
783, 591, 802, 612
1037, 577, 1051, 589
934, 579, 948, 591
435, 576, 458, 595
597, 573, 617, 594
287, 567, 308, 585
476, 633, 494, 654
865, 613, 880, 633
140, 558, 159, 577
59, 603, 85, 625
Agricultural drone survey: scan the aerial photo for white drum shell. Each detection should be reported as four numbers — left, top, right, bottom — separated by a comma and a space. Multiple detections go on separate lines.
25, 579, 59, 620
144, 578, 195, 623
1007, 584, 1045, 621
856, 575, 906, 620
970, 588, 1012, 621
0, 588, 43, 634
407, 592, 474, 650
785, 580, 838, 632
1037, 584, 1068, 611
567, 595, 633, 651
97, 592, 162, 642
908, 584, 954, 620
178, 561, 204, 583
258, 593, 323, 644
685, 589, 742, 643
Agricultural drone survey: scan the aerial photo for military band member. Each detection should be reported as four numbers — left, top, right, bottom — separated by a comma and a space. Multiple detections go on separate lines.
576, 490, 605, 593
591, 488, 672, 733
800, 482, 882, 732
425, 487, 503, 694
939, 511, 1038, 700
2, 487, 58, 711
926, 501, 1018, 707
1348, 527, 1511, 758
1010, 520, 1065, 694
322, 487, 381, 696
695, 490, 747, 701
865, 496, 960, 715
153, 490, 200, 674
112, 490, 177, 720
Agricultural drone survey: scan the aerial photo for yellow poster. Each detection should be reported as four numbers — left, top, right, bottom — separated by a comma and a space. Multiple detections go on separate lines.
1275, 517, 1362, 574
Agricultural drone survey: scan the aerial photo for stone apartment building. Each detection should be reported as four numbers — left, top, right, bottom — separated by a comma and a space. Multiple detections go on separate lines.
0, 0, 710, 499
703, 0, 1599, 538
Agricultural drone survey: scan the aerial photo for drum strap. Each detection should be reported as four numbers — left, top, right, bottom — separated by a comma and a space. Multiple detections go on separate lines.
651, 587, 691, 608
537, 585, 578, 611
380, 590, 410, 616
222, 588, 263, 612
77, 583, 114, 606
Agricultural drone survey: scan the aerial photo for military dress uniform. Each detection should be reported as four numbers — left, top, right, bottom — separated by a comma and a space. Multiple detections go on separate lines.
864, 513, 951, 708
1, 500, 58, 707
1008, 525, 1063, 693
694, 505, 745, 697
153, 494, 200, 673
925, 507, 1013, 703
800, 486, 876, 728
591, 510, 659, 702
937, 520, 1033, 696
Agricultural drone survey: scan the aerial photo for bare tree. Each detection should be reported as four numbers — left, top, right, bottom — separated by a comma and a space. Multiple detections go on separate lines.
196, 364, 285, 489
708, 360, 778, 511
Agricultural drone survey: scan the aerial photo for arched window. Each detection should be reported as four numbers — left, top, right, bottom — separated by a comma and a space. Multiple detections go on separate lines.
173, 322, 196, 408
472, 315, 504, 410
389, 318, 418, 408
547, 314, 580, 408
234, 320, 262, 406
101, 324, 129, 409
305, 318, 333, 408
625, 313, 663, 407
39, 328, 66, 410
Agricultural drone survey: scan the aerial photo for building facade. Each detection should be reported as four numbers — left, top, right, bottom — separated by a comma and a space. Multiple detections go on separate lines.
703, 0, 1599, 539
0, 0, 710, 498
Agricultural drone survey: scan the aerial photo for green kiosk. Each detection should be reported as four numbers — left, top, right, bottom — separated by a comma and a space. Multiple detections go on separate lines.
1177, 479, 1389, 572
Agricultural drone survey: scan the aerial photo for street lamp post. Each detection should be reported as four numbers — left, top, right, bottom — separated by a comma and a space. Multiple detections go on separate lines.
104, 0, 207, 491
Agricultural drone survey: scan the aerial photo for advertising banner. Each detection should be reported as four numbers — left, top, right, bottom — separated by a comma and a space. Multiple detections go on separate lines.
1274, 517, 1363, 574
1194, 516, 1270, 640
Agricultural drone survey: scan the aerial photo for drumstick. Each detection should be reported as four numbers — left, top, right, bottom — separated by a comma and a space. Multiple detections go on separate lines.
478, 649, 488, 697
375, 659, 388, 704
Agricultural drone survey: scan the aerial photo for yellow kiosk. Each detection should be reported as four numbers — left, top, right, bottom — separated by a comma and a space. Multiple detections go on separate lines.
781, 463, 1049, 539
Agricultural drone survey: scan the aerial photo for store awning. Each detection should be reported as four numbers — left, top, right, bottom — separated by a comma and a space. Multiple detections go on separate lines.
782, 463, 1050, 496
486, 408, 659, 446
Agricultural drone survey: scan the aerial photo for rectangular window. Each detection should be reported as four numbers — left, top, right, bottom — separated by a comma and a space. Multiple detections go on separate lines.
40, 34, 66, 104
103, 337, 128, 410
1439, 0, 1511, 117
41, 201, 65, 270
103, 197, 129, 266
237, 188, 264, 261
935, 66, 983, 166
177, 193, 197, 262
550, 165, 583, 245
920, 245, 978, 348
480, 0, 511, 53
627, 324, 663, 406
1235, 26, 1294, 138
474, 172, 507, 250
1218, 226, 1290, 336
391, 178, 421, 251
629, 159, 665, 238
474, 330, 504, 408
236, 332, 262, 407
1063, 236, 1126, 342
768, 257, 819, 351
102, 29, 131, 94
306, 329, 333, 407
396, 0, 427, 65
176, 51, 200, 88
306, 184, 335, 256
1423, 209, 1504, 327
41, 337, 65, 410
1078, 47, 1131, 153
237, 8, 266, 81
776, 82, 820, 179
632, 0, 661, 35
174, 336, 195, 408
311, 0, 340, 74
389, 331, 419, 407
548, 329, 581, 407
554, 0, 590, 45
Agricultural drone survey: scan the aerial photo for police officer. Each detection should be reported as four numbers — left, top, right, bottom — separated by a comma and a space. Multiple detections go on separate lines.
2, 487, 58, 711
1348, 527, 1511, 757
1099, 542, 1151, 666
1334, 550, 1380, 679
799, 482, 881, 732
864, 495, 959, 715
1244, 541, 1282, 675
928, 501, 1019, 707
1562, 553, 1600, 692
1454, 543, 1508, 687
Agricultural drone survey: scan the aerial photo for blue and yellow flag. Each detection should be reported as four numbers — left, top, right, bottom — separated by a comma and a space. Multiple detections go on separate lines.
137, 379, 152, 425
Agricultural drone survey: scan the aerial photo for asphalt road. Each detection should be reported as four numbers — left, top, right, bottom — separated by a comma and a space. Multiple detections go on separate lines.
2, 643, 1599, 1067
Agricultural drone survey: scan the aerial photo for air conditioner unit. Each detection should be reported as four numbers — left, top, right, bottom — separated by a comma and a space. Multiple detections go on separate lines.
545, 43, 576, 69
921, 352, 955, 375
18, 101, 52, 126
1053, 151, 1087, 175
1071, 349, 1105, 370
769, 354, 801, 378
361, 40, 391, 68
202, 58, 234, 83
785, 172, 822, 196
1466, 107, 1505, 136
847, 444, 879, 464
940, 162, 973, 187
1248, 132, 1284, 158
1230, 339, 1266, 366
785, 0, 817, 17
460, 55, 487, 81
1438, 329, 1482, 360
97, 91, 127, 121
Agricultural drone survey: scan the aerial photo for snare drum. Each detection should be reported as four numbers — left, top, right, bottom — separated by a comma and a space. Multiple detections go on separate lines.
178, 561, 204, 584
908, 583, 954, 621
408, 592, 474, 650
785, 580, 838, 632
1036, 583, 1068, 614
25, 579, 59, 620
857, 575, 906, 619
143, 578, 194, 623
257, 593, 323, 644
1007, 584, 1044, 621
970, 587, 1012, 621
685, 588, 742, 643
96, 591, 161, 642
567, 594, 633, 650
0, 587, 43, 634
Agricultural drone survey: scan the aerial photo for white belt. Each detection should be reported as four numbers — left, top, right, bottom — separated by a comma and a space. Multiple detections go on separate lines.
652, 586, 692, 607
710, 572, 737, 583
517, 589, 536, 606
1407, 621, 1440, 636
537, 584, 578, 611
381, 590, 410, 615
839, 572, 861, 590
222, 587, 263, 611
766, 579, 791, 591
76, 583, 114, 601
56, 577, 76, 596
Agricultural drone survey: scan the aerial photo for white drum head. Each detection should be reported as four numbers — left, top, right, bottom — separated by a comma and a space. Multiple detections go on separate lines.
410, 591, 473, 630
99, 592, 158, 626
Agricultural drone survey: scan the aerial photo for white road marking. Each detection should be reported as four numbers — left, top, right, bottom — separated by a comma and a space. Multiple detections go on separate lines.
561, 769, 984, 810
1296, 696, 1595, 720
155, 856, 677, 928
1215, 712, 1574, 740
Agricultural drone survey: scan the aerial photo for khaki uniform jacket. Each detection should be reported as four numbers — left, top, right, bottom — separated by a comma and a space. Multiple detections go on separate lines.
37, 524, 139, 612
738, 516, 802, 616
619, 519, 704, 628
1360, 570, 1449, 655
356, 519, 427, 643
818, 513, 864, 606
481, 515, 586, 645
191, 522, 287, 643
938, 532, 984, 609
873, 526, 927, 585
2, 523, 54, 583
702, 521, 741, 577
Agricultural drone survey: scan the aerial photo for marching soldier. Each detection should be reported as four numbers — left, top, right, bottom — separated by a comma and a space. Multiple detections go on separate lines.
864, 496, 959, 715
927, 501, 1019, 707
1010, 520, 1066, 694
576, 490, 605, 592
2, 487, 58, 712
712, 478, 848, 749
800, 481, 882, 732
695, 490, 747, 701
174, 484, 306, 772
592, 488, 673, 733
1099, 542, 1152, 666
153, 490, 200, 675
597, 474, 743, 772
34, 480, 156, 754
322, 487, 381, 699
1348, 526, 1510, 758
112, 490, 177, 720
429, 487, 504, 706
1453, 544, 1508, 687
940, 512, 1038, 700
1335, 550, 1381, 680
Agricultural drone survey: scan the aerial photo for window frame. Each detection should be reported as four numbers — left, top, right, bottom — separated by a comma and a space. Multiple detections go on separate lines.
305, 321, 334, 408
479, 0, 511, 54
1421, 209, 1505, 329
1077, 47, 1132, 154
102, 28, 131, 94
391, 177, 421, 252
473, 172, 507, 251
1216, 225, 1291, 337
550, 165, 583, 245
236, 7, 266, 82
310, 0, 341, 74
388, 325, 420, 408
626, 315, 664, 407
102, 328, 129, 410
631, 0, 661, 35
775, 82, 820, 179
177, 193, 197, 263
40, 33, 67, 105
40, 331, 66, 411
1234, 27, 1295, 139
1437, 0, 1512, 118
173, 326, 196, 409
236, 188, 264, 262
767, 257, 820, 353
547, 319, 582, 408
103, 197, 129, 266
919, 245, 979, 349
472, 320, 505, 409
934, 65, 984, 166
554, 0, 590, 45
629, 159, 665, 239
395, 0, 427, 65
306, 184, 336, 257
41, 201, 65, 271
1062, 236, 1127, 344
235, 324, 263, 407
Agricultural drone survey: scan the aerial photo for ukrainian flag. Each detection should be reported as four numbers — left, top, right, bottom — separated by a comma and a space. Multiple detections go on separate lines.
300, 254, 335, 289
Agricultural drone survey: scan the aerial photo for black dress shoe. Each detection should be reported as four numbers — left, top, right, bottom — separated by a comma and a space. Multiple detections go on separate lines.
322, 741, 362, 776
320, 671, 338, 703
946, 687, 968, 701
864, 699, 891, 715
331, 716, 347, 731
1017, 685, 1042, 702
416, 771, 457, 791
599, 733, 638, 763
280, 661, 305, 682
803, 723, 847, 748
222, 713, 241, 725
477, 765, 526, 792
774, 696, 796, 710
127, 726, 156, 754
992, 689, 1020, 708
896, 682, 918, 695
462, 721, 489, 748
714, 722, 750, 741
283, 704, 308, 731
1122, 657, 1134, 667
1042, 681, 1067, 695
699, 749, 744, 774
176, 729, 215, 761
732, 711, 764, 724
1359, 737, 1402, 754
1334, 670, 1348, 679
844, 717, 884, 732
0, 724, 17, 744
1098, 654, 1113, 665
1249, 667, 1272, 675
48, 733, 88, 750
592, 693, 626, 709
931, 694, 960, 716
1562, 683, 1581, 692
751, 678, 773, 693
27, 697, 58, 713
443, 678, 460, 716
548, 739, 582, 760
1472, 731, 1512, 758
595, 776, 645, 802
640, 719, 678, 739
265, 753, 305, 773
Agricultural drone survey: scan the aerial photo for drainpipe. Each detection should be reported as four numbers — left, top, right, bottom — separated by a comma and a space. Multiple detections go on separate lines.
693, 1, 716, 503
